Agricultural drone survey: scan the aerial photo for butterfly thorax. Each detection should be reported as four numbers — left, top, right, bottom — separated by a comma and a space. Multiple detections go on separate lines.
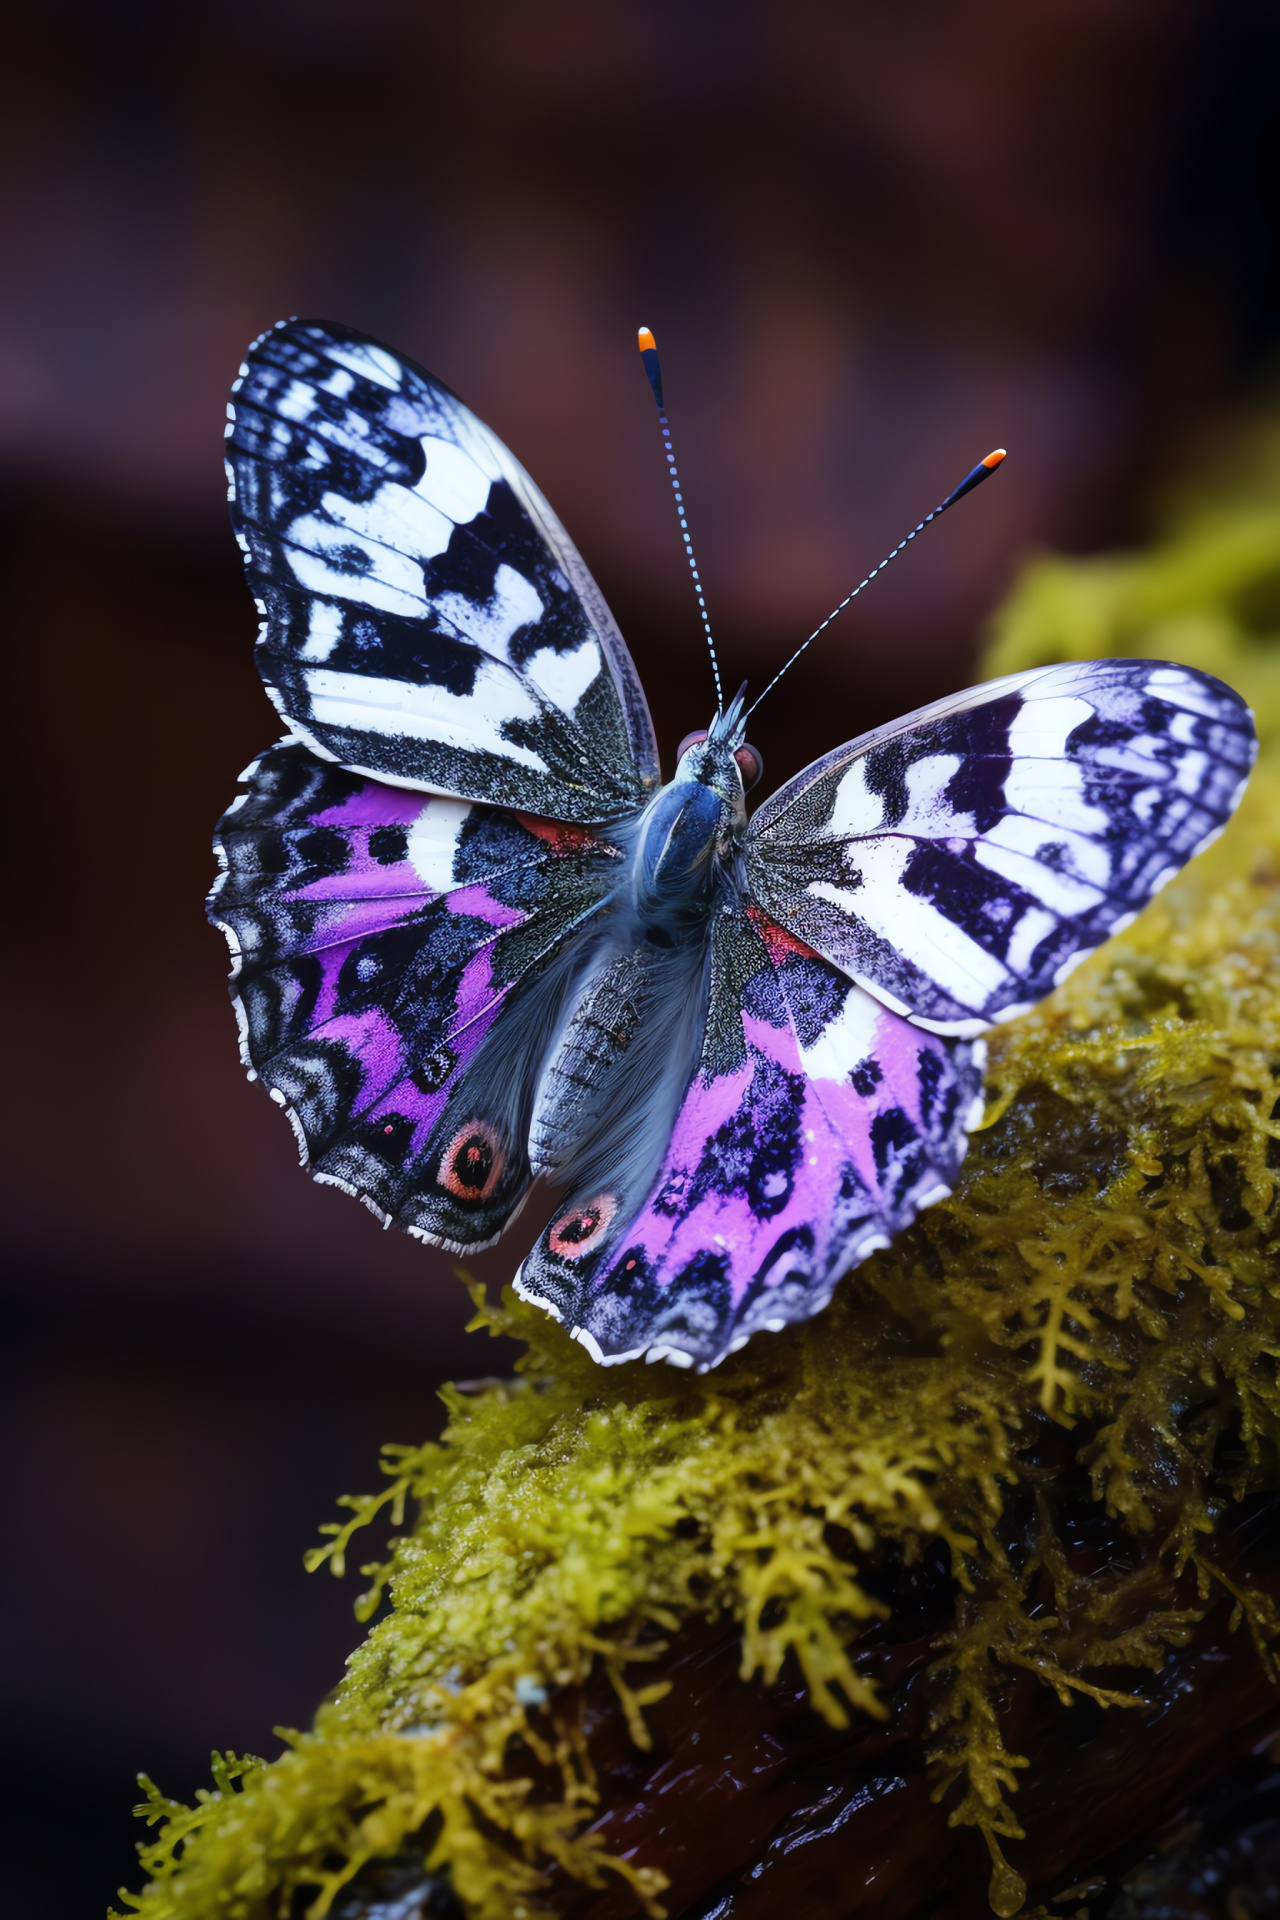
632, 739, 746, 941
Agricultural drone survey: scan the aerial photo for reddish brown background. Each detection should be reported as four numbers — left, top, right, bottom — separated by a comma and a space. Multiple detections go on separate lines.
2, 3, 1279, 1913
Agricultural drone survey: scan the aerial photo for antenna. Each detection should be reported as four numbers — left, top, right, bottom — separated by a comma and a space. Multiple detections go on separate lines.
745, 448, 1007, 719
638, 326, 724, 712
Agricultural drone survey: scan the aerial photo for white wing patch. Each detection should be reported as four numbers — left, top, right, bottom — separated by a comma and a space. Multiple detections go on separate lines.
301, 600, 343, 662
433, 563, 543, 655
404, 798, 475, 892
412, 436, 494, 524
525, 639, 601, 713
1005, 693, 1095, 759
283, 509, 440, 618
301, 663, 552, 774
324, 339, 402, 389
1000, 757, 1109, 836
313, 480, 455, 566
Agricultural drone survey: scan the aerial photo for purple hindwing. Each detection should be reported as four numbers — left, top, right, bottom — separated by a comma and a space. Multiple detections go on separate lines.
514, 907, 984, 1370
211, 741, 621, 1248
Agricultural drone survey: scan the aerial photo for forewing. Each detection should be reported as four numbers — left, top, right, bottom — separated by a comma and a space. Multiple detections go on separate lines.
227, 319, 659, 820
515, 908, 982, 1370
210, 741, 621, 1248
746, 660, 1257, 1036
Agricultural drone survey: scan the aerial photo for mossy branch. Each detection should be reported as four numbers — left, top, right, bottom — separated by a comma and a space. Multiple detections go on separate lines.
124, 437, 1280, 1918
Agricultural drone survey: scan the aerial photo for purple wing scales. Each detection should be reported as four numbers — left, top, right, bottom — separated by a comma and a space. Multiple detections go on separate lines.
211, 741, 620, 1245
515, 909, 982, 1370
757, 912, 982, 1219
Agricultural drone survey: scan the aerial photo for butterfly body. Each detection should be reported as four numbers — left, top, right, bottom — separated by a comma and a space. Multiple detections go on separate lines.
521, 722, 755, 1236
211, 318, 1257, 1370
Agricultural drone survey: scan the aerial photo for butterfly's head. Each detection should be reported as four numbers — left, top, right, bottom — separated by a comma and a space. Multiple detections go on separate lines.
675, 728, 763, 801
676, 681, 764, 801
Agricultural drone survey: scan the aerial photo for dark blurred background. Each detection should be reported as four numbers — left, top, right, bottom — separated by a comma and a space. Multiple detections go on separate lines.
3, 2, 1279, 1912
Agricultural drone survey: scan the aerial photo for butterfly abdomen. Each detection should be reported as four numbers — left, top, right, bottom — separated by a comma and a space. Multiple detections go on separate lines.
528, 948, 651, 1177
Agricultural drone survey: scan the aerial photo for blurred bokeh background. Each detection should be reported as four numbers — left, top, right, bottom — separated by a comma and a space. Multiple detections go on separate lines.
3, 2, 1279, 1911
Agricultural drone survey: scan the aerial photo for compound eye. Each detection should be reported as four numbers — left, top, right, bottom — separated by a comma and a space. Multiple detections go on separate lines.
734, 744, 764, 792
676, 728, 709, 763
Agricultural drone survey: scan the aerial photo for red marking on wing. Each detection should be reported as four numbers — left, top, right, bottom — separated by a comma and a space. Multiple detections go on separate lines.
745, 903, 822, 962
512, 812, 601, 854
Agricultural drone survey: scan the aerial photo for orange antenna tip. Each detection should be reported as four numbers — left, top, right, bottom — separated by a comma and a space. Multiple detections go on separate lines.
637, 327, 664, 410
634, 327, 722, 705
748, 441, 1010, 717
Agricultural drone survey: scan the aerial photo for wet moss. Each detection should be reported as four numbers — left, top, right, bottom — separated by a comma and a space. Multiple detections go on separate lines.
116, 436, 1280, 1920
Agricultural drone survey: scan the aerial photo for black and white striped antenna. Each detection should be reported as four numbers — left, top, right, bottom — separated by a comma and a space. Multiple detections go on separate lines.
637, 326, 724, 714
636, 323, 1007, 723
745, 448, 1007, 719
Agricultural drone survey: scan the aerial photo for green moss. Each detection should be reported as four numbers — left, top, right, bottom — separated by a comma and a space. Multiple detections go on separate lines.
116, 436, 1280, 1920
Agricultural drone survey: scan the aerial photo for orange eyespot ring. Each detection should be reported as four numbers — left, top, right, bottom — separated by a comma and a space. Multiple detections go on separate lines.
548, 1193, 617, 1260
676, 729, 709, 762
734, 744, 763, 791
439, 1120, 504, 1201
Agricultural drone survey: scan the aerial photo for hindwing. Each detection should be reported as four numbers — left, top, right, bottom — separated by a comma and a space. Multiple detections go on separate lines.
210, 741, 621, 1247
515, 908, 983, 1370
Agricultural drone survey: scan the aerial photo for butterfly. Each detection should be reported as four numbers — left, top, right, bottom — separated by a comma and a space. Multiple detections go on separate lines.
209, 318, 1257, 1372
